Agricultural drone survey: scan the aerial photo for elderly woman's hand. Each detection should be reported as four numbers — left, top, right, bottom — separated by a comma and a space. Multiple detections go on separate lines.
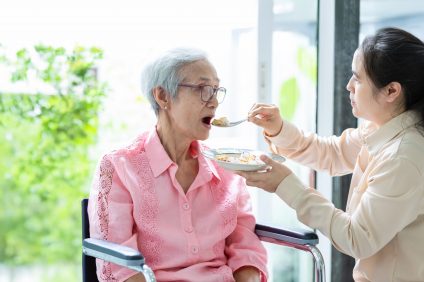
233, 266, 261, 282
125, 274, 146, 282
236, 155, 292, 193
248, 103, 283, 137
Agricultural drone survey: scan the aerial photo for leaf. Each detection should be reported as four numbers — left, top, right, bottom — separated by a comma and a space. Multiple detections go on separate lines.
279, 77, 300, 121
297, 46, 317, 84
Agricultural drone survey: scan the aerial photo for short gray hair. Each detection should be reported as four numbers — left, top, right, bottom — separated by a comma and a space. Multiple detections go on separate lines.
141, 47, 208, 116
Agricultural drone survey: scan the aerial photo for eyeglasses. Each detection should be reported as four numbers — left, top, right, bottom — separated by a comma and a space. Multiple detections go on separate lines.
178, 83, 226, 104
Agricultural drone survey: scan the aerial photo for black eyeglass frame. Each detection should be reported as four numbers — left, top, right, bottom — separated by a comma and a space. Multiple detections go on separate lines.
178, 83, 226, 104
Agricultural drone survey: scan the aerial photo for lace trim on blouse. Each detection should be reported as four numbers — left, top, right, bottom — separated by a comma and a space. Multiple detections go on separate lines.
95, 156, 117, 281
130, 148, 164, 267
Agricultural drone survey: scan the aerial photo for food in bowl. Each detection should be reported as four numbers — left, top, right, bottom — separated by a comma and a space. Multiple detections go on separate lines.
215, 151, 262, 165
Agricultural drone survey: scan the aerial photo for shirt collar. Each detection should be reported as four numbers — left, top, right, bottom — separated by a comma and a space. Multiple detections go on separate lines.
145, 128, 221, 182
365, 111, 419, 156
145, 128, 173, 177
198, 144, 221, 182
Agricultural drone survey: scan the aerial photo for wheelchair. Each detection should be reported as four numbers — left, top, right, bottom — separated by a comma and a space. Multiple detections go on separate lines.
82, 199, 325, 282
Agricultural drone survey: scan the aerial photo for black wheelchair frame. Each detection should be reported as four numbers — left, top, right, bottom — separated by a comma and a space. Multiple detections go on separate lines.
81, 199, 325, 282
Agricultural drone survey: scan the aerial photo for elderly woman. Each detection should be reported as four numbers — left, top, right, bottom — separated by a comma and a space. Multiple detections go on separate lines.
88, 48, 268, 282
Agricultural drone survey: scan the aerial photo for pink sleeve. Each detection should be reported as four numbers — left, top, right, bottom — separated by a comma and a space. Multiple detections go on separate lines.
87, 154, 139, 282
225, 176, 268, 281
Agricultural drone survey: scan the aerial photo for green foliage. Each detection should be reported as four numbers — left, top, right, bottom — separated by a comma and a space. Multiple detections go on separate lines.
297, 46, 317, 84
278, 46, 317, 121
0, 45, 107, 265
279, 77, 300, 121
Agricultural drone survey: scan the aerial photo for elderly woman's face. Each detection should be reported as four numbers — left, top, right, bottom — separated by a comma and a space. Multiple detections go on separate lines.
167, 59, 220, 141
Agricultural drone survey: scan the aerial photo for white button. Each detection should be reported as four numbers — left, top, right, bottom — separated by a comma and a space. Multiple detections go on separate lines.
182, 203, 190, 210
191, 246, 199, 254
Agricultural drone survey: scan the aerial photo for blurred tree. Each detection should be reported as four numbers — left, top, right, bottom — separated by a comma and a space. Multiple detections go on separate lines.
0, 45, 107, 268
279, 46, 317, 122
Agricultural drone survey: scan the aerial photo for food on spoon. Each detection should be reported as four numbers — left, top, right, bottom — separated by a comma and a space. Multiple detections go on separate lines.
211, 116, 229, 126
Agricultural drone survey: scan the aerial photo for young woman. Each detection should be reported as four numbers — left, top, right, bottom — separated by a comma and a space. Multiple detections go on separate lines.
239, 27, 424, 282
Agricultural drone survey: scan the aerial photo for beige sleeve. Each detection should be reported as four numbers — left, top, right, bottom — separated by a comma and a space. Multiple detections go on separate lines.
265, 120, 362, 176
276, 157, 423, 259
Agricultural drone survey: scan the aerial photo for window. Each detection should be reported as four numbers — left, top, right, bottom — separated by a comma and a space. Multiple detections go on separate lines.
360, 0, 424, 38
229, 0, 319, 281
0, 0, 320, 281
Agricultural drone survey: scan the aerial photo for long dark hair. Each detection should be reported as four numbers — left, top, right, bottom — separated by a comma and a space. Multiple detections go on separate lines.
360, 27, 424, 131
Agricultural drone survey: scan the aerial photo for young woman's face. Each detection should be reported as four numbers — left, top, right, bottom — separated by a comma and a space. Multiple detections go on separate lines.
167, 59, 220, 141
346, 50, 388, 125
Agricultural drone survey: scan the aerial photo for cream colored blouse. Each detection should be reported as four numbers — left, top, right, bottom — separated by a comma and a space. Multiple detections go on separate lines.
267, 111, 424, 282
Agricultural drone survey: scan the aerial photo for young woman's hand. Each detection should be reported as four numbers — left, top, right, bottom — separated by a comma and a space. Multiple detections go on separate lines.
248, 103, 283, 137
237, 155, 292, 193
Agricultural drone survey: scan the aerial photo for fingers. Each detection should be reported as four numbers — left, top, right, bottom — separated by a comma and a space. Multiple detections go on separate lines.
249, 102, 270, 111
236, 154, 293, 193
248, 104, 278, 120
259, 155, 286, 174
237, 170, 271, 188
248, 116, 268, 129
248, 109, 275, 127
259, 154, 273, 164
237, 169, 266, 183
248, 102, 258, 112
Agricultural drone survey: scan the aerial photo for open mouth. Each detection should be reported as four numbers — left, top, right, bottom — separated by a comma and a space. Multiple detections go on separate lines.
202, 116, 213, 125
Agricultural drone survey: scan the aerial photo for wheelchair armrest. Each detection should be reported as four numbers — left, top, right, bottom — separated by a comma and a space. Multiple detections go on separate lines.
83, 238, 145, 268
255, 223, 318, 246
256, 224, 326, 282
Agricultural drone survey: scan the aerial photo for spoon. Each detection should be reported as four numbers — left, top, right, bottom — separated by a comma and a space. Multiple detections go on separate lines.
211, 117, 247, 127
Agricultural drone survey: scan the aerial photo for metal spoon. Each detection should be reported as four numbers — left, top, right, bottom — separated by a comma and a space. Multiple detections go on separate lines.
211, 118, 247, 127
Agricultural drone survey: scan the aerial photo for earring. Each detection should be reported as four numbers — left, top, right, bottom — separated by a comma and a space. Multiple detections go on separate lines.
164, 106, 167, 110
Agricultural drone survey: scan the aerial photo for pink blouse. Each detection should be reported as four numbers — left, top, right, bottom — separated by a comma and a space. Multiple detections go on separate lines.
88, 128, 268, 282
